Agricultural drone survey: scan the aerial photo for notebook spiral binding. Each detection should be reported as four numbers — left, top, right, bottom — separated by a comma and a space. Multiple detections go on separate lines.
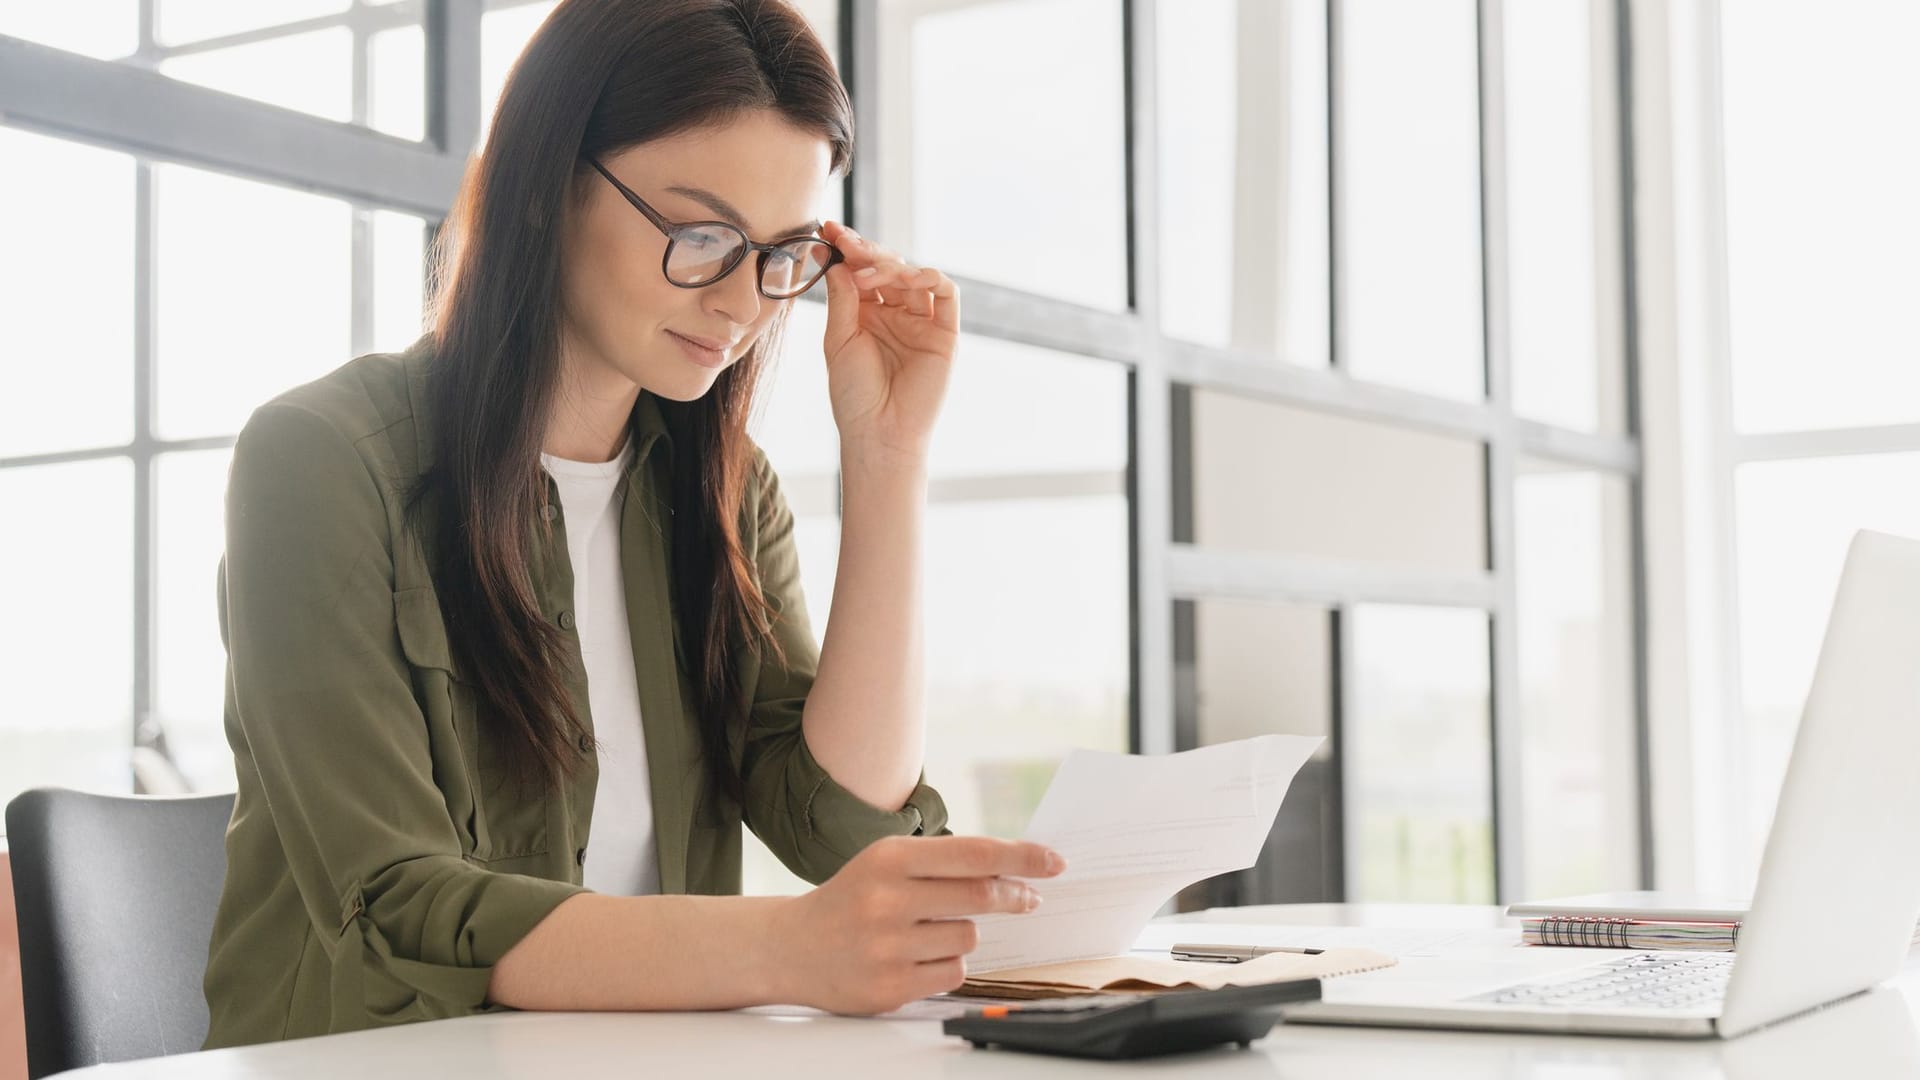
1531, 916, 1743, 949
1538, 917, 1633, 948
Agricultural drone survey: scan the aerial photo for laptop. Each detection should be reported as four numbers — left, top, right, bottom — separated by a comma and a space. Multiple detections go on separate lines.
1283, 528, 1920, 1038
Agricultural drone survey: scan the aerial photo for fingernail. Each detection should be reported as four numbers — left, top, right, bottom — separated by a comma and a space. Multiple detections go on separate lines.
855, 266, 878, 277
1046, 851, 1066, 874
1024, 889, 1042, 912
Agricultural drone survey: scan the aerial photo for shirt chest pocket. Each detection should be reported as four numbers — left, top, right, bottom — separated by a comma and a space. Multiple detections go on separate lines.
392, 586, 551, 861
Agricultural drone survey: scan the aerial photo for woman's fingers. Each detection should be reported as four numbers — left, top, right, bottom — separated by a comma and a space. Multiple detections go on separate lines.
903, 876, 1043, 920
819, 261, 863, 350
898, 268, 941, 316
930, 270, 959, 331
857, 267, 944, 318
852, 264, 898, 307
909, 957, 969, 999
854, 263, 924, 291
886, 835, 1066, 881
827, 224, 949, 318
898, 918, 981, 962
787, 835, 1055, 1013
914, 268, 955, 325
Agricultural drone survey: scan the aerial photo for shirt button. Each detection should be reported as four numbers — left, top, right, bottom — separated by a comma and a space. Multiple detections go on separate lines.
558, 609, 575, 631
577, 731, 594, 754
541, 504, 557, 522
575, 847, 586, 867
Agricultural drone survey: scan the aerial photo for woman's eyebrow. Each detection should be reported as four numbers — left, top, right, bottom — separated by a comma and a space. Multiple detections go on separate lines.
665, 184, 821, 239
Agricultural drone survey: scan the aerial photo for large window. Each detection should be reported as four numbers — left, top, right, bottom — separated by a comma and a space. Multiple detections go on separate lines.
1167, 0, 1642, 906
1339, 0, 1486, 402
1698, 0, 1920, 883
1157, 0, 1327, 364
0, 122, 427, 806
1, 0, 1646, 914
875, 0, 1129, 311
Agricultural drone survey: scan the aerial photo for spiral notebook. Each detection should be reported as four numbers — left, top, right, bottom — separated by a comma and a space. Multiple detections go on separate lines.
1520, 916, 1743, 951
1509, 891, 1920, 952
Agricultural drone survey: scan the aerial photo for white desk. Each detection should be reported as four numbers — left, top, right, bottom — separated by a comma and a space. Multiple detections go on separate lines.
67, 904, 1920, 1078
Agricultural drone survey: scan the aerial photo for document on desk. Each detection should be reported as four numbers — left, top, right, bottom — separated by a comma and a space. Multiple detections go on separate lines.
965, 733, 1322, 974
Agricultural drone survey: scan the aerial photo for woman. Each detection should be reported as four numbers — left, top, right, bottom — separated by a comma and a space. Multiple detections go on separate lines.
202, 0, 1062, 1046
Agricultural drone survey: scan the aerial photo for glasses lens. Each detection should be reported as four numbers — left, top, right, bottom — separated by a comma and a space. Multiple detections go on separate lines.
760, 240, 835, 298
665, 225, 747, 286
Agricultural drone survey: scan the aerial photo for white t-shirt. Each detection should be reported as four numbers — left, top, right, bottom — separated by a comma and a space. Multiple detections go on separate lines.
540, 438, 660, 896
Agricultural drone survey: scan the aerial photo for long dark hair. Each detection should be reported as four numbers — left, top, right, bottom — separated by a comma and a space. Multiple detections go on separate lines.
418, 0, 852, 801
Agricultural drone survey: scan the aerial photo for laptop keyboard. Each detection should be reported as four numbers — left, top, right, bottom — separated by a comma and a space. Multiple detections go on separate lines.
1469, 953, 1735, 1011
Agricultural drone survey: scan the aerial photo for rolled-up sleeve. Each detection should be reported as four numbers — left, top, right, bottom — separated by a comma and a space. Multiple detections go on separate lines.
736, 448, 951, 885
219, 403, 583, 1031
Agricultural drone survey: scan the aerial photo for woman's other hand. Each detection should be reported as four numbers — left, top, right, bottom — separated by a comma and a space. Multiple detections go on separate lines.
765, 834, 1065, 1015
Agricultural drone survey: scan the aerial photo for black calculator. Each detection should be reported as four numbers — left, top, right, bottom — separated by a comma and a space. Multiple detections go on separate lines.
941, 978, 1323, 1060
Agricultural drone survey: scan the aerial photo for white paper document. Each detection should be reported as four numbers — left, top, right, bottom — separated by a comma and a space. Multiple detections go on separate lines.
965, 734, 1322, 973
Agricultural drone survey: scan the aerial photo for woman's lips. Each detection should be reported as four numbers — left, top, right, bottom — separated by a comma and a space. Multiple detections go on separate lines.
667, 330, 728, 369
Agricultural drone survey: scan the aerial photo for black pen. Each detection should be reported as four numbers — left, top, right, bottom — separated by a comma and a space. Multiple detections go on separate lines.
1169, 942, 1324, 963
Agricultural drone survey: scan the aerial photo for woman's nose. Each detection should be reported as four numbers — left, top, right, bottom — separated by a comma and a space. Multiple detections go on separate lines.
705, 255, 764, 325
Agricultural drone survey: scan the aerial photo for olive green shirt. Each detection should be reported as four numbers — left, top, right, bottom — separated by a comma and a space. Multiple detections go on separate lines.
202, 337, 949, 1047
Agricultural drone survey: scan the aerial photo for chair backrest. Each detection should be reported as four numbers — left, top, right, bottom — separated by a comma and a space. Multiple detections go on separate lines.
5, 788, 234, 1078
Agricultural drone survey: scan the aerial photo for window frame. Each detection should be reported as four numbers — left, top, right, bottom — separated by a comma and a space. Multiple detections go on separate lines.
0, 0, 1651, 910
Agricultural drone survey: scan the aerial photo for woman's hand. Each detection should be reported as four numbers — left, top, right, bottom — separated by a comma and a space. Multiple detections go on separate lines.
764, 835, 1065, 1015
817, 221, 960, 462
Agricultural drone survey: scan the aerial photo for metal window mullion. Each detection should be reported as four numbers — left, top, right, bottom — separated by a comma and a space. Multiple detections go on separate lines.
1168, 546, 1498, 611
419, 0, 478, 332
1165, 337, 1643, 475
1510, 417, 1640, 473
956, 278, 1146, 367
351, 213, 376, 355
845, 0, 881, 557
1732, 424, 1920, 463
846, 0, 881, 237
1305, 0, 1417, 902
426, 0, 483, 159
1694, 0, 1754, 890
0, 436, 239, 472
834, 0, 853, 227
0, 37, 464, 216
143, 8, 419, 61
131, 162, 158, 770
137, 0, 156, 61
1326, 0, 1347, 373
1610, 0, 1657, 892
768, 470, 1129, 518
352, 18, 370, 127
351, 21, 375, 355
1332, 605, 1356, 897
1485, 452, 1524, 903
927, 471, 1127, 504
1127, 0, 1173, 759
1170, 343, 1497, 443
1477, 0, 1526, 905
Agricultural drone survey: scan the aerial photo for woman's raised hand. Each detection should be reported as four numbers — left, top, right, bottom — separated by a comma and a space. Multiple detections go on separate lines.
765, 834, 1065, 1015
816, 221, 959, 464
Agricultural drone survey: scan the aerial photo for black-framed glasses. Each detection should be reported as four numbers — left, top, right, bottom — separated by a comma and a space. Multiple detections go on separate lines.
586, 157, 844, 301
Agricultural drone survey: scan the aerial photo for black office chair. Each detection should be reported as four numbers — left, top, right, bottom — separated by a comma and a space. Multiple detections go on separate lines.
5, 788, 234, 1078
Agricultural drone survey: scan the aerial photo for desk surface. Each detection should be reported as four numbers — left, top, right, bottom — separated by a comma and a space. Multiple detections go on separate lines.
67, 904, 1920, 1079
